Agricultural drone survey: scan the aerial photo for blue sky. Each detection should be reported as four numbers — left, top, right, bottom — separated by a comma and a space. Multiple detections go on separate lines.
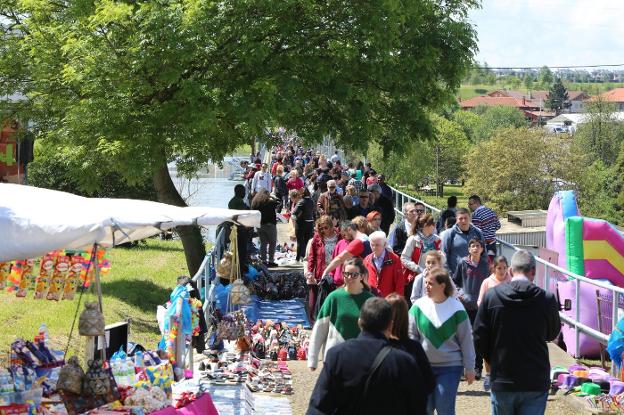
468, 0, 624, 68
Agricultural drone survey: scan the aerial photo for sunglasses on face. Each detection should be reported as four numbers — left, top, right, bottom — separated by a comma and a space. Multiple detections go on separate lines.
415, 209, 425, 213
360, 196, 368, 199
343, 271, 361, 279
328, 186, 336, 189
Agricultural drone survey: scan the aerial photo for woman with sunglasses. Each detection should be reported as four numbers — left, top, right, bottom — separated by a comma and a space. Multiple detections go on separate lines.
306, 215, 342, 323
308, 257, 373, 371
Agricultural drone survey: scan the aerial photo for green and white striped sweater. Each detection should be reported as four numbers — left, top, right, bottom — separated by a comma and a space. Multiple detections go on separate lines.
408, 296, 475, 371
307, 288, 373, 369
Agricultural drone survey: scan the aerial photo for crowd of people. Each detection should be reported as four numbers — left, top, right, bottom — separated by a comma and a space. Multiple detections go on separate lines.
229, 143, 562, 415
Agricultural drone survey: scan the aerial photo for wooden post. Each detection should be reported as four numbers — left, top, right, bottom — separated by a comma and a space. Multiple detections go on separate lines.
93, 245, 107, 362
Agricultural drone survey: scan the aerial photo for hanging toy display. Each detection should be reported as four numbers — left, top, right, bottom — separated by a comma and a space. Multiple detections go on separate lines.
34, 253, 55, 300
0, 262, 11, 290
63, 255, 85, 300
79, 303, 105, 336
47, 255, 70, 301
15, 259, 36, 297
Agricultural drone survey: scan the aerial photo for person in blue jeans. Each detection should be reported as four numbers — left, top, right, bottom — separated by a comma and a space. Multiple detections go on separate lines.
408, 267, 476, 415
473, 250, 561, 415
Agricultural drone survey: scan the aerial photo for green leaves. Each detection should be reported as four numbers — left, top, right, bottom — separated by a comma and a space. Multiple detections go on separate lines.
1, 0, 478, 189
545, 78, 570, 115
465, 127, 568, 212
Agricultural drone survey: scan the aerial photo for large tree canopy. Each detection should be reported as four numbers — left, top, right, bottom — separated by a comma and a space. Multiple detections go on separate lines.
0, 0, 479, 272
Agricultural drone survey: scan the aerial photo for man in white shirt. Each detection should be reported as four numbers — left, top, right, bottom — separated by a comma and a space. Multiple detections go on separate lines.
251, 163, 272, 197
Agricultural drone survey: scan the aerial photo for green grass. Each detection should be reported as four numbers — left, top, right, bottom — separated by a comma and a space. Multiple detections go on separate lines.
458, 81, 624, 100
458, 84, 497, 99
0, 239, 188, 362
393, 184, 470, 211
231, 144, 252, 157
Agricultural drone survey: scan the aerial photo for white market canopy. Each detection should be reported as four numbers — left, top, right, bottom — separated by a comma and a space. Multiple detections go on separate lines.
0, 183, 260, 262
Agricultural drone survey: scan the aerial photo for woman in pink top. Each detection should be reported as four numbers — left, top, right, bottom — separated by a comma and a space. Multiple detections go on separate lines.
477, 255, 511, 392
286, 170, 305, 191
330, 221, 355, 287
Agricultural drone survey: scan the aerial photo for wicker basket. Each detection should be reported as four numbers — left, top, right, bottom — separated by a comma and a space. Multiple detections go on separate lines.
79, 303, 105, 336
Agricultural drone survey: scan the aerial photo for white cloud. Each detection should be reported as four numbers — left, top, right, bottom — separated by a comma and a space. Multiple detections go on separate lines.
468, 0, 624, 67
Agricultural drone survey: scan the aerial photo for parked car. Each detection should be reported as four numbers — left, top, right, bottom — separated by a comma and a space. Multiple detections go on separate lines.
550, 126, 568, 134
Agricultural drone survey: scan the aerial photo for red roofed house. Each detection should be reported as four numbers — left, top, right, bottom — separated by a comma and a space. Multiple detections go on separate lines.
488, 89, 590, 113
592, 88, 624, 111
458, 94, 553, 125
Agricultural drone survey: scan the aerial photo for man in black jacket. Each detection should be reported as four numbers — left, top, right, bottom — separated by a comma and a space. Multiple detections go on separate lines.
473, 250, 561, 415
368, 184, 395, 234
307, 297, 427, 415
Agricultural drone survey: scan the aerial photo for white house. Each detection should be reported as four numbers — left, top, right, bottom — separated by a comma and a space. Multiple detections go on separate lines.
546, 112, 624, 134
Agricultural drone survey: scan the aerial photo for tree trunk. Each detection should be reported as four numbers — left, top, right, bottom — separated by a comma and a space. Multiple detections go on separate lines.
437, 183, 444, 198
153, 162, 206, 276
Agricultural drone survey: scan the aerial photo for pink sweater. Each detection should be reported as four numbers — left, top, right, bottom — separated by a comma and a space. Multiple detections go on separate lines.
331, 239, 351, 286
477, 274, 511, 306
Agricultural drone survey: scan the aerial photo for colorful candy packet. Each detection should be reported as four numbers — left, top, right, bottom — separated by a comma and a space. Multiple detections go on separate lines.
47, 255, 70, 301
34, 253, 55, 300
63, 255, 84, 300
16, 259, 36, 298
0, 262, 11, 290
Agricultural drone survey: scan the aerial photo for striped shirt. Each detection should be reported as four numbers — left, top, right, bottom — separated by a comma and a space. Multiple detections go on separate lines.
471, 205, 501, 242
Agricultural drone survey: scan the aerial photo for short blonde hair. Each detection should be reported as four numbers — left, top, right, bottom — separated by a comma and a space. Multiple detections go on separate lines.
352, 216, 371, 234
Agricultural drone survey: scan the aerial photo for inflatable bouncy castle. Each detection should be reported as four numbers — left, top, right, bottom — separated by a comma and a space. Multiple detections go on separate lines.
546, 191, 624, 357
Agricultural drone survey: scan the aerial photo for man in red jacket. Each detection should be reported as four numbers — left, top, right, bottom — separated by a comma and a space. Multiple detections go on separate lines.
364, 231, 405, 298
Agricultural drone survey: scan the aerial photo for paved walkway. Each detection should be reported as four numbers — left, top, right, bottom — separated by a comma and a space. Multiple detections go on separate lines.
273, 221, 582, 414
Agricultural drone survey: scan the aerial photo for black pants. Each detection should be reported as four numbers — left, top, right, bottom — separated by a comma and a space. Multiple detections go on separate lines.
296, 221, 315, 260
404, 279, 414, 307
467, 308, 483, 373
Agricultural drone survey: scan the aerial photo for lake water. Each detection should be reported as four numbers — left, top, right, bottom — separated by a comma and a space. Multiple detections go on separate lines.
170, 173, 240, 242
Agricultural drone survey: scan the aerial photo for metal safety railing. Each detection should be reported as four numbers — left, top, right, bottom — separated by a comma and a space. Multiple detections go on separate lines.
388, 184, 623, 359
392, 187, 441, 218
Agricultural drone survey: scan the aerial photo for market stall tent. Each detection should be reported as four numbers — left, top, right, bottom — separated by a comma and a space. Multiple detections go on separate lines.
0, 183, 261, 262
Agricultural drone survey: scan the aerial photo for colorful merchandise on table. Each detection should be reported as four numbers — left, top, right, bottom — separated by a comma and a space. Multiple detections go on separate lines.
109, 351, 136, 388
0, 331, 63, 415
251, 269, 306, 301
249, 320, 308, 363
551, 363, 624, 412
123, 386, 169, 413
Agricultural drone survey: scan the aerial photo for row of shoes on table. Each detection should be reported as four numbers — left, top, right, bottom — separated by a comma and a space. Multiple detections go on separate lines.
198, 353, 293, 395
